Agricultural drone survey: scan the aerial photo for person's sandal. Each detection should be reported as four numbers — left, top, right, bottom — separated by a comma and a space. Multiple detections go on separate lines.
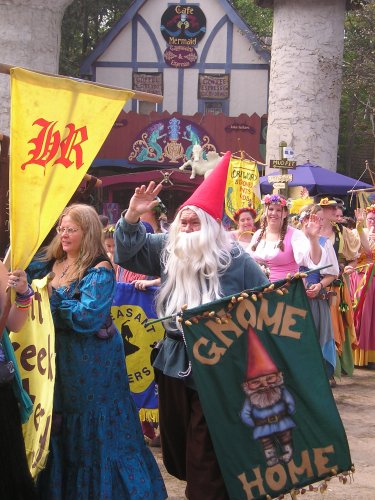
329, 377, 337, 388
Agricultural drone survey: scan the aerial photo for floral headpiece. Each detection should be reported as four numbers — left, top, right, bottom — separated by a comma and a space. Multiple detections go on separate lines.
366, 204, 375, 213
103, 225, 115, 238
318, 197, 338, 207
233, 207, 257, 222
262, 194, 287, 207
298, 210, 311, 222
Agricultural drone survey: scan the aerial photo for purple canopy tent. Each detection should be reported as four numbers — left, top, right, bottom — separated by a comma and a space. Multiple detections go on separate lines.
260, 162, 372, 196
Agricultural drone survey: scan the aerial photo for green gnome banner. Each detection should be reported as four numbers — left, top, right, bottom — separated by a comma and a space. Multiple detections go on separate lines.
180, 278, 352, 500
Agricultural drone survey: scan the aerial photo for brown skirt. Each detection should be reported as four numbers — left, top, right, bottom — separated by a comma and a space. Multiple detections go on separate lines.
156, 369, 230, 500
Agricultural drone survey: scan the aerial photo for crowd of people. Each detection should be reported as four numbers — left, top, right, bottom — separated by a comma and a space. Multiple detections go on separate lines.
1, 151, 375, 499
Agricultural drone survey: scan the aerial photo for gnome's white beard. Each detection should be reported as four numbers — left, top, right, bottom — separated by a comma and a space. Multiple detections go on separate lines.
247, 387, 282, 409
156, 209, 233, 330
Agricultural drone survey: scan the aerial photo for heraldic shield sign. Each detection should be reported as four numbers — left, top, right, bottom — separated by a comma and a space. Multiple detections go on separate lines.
180, 278, 353, 499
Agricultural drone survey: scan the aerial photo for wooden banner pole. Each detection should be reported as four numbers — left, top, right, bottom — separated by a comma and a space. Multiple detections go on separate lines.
0, 63, 163, 104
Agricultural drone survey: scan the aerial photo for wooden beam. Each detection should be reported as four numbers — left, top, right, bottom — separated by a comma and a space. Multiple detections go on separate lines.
0, 63, 163, 104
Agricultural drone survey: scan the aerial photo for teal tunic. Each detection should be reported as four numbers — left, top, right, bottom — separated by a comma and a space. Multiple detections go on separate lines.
114, 217, 269, 387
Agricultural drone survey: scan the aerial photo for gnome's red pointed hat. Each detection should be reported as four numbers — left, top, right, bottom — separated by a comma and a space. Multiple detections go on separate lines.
179, 151, 231, 220
245, 325, 278, 380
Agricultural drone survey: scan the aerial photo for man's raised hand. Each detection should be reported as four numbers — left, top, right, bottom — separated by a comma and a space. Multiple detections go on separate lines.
126, 182, 163, 223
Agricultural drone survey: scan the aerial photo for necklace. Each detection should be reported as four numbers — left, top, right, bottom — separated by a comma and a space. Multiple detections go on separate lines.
238, 230, 253, 242
60, 263, 71, 279
58, 259, 76, 283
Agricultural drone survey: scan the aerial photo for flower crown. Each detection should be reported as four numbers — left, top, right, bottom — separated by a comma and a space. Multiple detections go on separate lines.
233, 207, 257, 221
366, 204, 375, 213
298, 210, 311, 222
262, 194, 287, 207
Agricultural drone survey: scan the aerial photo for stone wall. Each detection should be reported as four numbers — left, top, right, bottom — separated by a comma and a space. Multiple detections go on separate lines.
0, 0, 73, 134
265, 0, 346, 171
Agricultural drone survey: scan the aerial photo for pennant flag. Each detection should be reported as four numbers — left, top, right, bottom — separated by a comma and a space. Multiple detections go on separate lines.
111, 283, 165, 422
9, 67, 134, 270
9, 275, 55, 478
225, 157, 261, 221
181, 279, 352, 499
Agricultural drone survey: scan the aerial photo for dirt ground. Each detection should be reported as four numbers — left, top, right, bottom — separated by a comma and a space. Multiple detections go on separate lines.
151, 368, 375, 500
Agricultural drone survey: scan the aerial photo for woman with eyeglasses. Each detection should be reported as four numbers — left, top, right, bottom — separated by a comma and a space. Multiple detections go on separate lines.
348, 206, 375, 368
27, 204, 166, 500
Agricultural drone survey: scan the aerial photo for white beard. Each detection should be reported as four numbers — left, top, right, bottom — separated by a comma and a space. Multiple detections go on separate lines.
156, 211, 233, 330
248, 387, 282, 408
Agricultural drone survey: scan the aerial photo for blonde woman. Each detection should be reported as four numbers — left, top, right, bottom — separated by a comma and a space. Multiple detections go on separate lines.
298, 204, 339, 379
28, 204, 166, 500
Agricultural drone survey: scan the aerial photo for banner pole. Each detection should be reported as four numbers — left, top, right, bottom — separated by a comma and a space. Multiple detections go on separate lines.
145, 265, 334, 327
0, 63, 163, 104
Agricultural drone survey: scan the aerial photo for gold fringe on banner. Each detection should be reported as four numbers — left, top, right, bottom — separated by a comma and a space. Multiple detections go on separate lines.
139, 408, 159, 423
266, 465, 355, 499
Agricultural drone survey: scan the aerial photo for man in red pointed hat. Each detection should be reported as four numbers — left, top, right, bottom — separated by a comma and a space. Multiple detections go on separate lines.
114, 152, 269, 500
240, 326, 296, 467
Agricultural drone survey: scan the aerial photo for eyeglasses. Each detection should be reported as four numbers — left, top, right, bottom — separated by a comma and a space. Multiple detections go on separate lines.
56, 226, 80, 235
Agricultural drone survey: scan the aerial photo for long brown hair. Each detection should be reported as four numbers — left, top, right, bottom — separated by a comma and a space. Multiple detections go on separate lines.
251, 206, 289, 252
40, 204, 109, 282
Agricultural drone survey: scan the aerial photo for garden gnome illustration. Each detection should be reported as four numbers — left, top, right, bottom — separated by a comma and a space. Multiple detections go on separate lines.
240, 326, 296, 467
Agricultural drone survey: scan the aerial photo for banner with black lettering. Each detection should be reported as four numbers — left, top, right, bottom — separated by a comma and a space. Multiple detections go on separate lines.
10, 276, 55, 478
111, 283, 165, 423
181, 278, 352, 499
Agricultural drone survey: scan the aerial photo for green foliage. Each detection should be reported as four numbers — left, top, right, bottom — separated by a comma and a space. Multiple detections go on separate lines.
338, 2, 375, 175
230, 0, 273, 41
59, 0, 132, 77
343, 2, 375, 102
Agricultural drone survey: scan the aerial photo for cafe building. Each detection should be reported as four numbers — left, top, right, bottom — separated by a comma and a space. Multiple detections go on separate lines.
80, 0, 270, 220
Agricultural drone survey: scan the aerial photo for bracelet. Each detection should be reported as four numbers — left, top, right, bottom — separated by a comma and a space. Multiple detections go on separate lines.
318, 282, 323, 291
15, 299, 32, 309
16, 284, 35, 300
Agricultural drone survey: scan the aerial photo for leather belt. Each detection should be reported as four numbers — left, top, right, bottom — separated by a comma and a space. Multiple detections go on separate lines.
254, 411, 288, 426
167, 332, 183, 341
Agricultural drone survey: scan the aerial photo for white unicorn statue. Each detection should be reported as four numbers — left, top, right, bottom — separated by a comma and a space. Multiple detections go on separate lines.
179, 144, 221, 179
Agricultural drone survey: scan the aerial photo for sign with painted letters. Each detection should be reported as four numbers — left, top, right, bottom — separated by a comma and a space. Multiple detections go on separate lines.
181, 279, 352, 499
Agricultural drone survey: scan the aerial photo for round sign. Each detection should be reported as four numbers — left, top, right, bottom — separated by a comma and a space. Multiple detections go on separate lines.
160, 4, 206, 46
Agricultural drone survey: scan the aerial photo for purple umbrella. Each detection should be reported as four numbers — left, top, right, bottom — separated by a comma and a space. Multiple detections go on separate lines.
260, 162, 372, 196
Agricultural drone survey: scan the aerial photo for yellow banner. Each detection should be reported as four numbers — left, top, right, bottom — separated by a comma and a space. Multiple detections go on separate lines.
224, 157, 261, 221
10, 67, 134, 270
9, 276, 55, 478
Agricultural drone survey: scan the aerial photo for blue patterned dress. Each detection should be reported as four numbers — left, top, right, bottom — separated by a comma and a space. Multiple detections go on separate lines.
28, 260, 166, 500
